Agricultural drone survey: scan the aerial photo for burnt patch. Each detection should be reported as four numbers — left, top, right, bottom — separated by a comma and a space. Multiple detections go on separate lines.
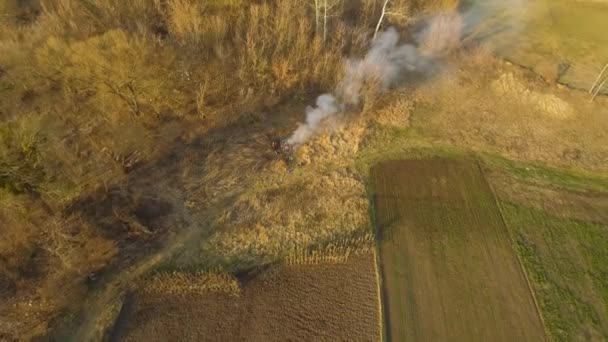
0, 273, 16, 300
18, 246, 48, 280
151, 23, 169, 39
67, 188, 174, 240
133, 198, 173, 230
234, 264, 275, 286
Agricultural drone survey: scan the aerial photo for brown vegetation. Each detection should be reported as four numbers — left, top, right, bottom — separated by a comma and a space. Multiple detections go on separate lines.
0, 0, 453, 338
2, 0, 606, 339
141, 271, 240, 296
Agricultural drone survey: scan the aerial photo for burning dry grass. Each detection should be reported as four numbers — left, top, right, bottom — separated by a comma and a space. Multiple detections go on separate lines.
3, 0, 606, 338
164, 109, 377, 272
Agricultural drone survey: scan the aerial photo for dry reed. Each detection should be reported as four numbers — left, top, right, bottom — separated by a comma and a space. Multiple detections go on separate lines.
142, 271, 241, 296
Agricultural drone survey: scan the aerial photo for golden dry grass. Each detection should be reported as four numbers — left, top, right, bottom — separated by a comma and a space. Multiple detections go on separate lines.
409, 53, 608, 172
141, 271, 240, 296
284, 235, 375, 265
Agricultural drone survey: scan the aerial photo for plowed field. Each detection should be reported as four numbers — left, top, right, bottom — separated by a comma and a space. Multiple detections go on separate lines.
371, 159, 546, 341
112, 253, 381, 341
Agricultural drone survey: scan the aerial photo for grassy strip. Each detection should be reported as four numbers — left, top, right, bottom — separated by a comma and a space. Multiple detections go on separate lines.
500, 202, 608, 341
356, 125, 608, 192
155, 233, 375, 274
481, 155, 608, 193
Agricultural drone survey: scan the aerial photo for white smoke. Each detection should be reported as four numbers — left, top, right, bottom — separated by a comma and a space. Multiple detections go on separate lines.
288, 94, 340, 145
339, 27, 426, 107
286, 25, 441, 147
287, 1, 524, 146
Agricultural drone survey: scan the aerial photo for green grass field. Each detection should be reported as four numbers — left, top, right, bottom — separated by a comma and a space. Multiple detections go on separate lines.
501, 203, 608, 341
371, 159, 546, 341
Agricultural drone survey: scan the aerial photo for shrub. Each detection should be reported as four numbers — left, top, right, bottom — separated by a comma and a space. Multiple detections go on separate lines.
34, 29, 185, 121
40, 0, 163, 38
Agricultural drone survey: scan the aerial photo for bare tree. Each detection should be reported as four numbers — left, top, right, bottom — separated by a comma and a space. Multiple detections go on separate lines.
374, 0, 391, 41
589, 62, 608, 103
590, 77, 607, 103
372, 0, 407, 41
312, 0, 341, 42
589, 62, 608, 94
312, 0, 321, 35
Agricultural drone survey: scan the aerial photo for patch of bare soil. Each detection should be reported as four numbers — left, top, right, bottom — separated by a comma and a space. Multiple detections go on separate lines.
113, 253, 381, 341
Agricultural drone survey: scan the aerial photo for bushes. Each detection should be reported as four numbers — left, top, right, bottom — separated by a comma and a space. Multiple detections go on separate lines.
0, 116, 45, 196
167, 0, 204, 43
34, 30, 184, 121
40, 0, 163, 38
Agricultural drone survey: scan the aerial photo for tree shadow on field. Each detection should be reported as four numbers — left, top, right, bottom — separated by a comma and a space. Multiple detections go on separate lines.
369, 193, 403, 243
48, 111, 293, 339
64, 113, 279, 277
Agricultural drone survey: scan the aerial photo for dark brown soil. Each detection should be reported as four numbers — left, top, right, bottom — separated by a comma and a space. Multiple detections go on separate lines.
112, 253, 381, 341
371, 159, 547, 342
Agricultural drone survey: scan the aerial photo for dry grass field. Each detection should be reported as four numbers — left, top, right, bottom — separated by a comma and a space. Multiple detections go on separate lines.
2, 0, 608, 339
112, 253, 381, 341
371, 159, 546, 341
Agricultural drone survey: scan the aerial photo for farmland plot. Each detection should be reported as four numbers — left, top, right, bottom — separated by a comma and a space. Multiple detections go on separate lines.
371, 159, 546, 341
112, 253, 381, 341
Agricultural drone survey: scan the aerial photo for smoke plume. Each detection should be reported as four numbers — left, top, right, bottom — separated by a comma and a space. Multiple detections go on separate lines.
287, 25, 438, 146
287, 2, 524, 146
287, 94, 340, 145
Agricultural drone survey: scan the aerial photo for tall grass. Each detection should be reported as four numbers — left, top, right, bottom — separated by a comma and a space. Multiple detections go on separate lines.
234, 0, 346, 98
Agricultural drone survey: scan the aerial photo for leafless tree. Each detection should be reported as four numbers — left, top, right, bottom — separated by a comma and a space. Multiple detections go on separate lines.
374, 0, 391, 40
589, 62, 608, 94
312, 0, 341, 42
373, 0, 406, 41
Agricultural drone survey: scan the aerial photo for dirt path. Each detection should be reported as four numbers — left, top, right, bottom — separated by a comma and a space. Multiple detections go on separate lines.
71, 212, 201, 341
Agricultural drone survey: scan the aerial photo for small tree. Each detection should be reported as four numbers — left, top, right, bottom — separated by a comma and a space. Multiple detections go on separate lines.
374, 0, 390, 40
312, 0, 321, 35
311, 0, 341, 42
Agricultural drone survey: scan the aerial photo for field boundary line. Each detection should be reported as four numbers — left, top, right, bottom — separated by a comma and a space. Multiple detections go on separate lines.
371, 247, 386, 342
369, 189, 389, 342
477, 161, 550, 342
